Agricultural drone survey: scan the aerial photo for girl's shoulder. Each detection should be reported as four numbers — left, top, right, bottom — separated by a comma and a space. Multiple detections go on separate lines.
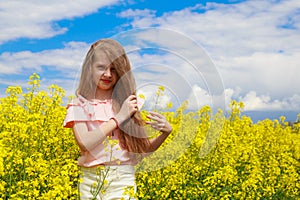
66, 95, 112, 108
66, 98, 81, 108
65, 95, 114, 121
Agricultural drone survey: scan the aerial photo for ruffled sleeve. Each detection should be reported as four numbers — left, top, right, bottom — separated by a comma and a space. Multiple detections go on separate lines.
63, 95, 115, 128
63, 95, 145, 128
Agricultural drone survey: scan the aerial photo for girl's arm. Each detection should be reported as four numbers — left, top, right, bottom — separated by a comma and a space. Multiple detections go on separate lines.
145, 111, 173, 152
72, 95, 139, 151
72, 119, 118, 151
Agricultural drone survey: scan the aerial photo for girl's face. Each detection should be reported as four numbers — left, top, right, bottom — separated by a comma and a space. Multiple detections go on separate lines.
92, 51, 118, 92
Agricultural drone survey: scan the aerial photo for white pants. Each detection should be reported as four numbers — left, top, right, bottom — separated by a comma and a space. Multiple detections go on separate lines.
79, 165, 136, 200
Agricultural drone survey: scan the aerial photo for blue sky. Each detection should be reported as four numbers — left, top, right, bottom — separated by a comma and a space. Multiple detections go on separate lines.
0, 0, 299, 122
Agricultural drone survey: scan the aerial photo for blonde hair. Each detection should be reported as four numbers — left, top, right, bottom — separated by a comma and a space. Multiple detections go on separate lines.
77, 39, 151, 153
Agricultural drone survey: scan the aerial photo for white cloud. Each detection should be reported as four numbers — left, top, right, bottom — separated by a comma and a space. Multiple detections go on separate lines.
118, 0, 300, 57
217, 51, 300, 99
187, 85, 212, 109
117, 0, 300, 111
0, 41, 89, 99
117, 8, 156, 19
1, 0, 299, 112
239, 91, 300, 111
186, 86, 300, 111
137, 87, 172, 111
0, 0, 120, 44
0, 41, 89, 75
126, 46, 218, 110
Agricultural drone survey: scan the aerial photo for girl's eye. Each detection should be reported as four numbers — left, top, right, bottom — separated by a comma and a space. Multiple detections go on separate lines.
97, 65, 105, 70
111, 68, 117, 72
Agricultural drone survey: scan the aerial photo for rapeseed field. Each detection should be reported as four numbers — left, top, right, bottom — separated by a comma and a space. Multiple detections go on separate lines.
1, 74, 299, 199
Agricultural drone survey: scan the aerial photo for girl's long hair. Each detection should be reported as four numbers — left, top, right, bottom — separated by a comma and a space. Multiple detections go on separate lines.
76, 39, 151, 153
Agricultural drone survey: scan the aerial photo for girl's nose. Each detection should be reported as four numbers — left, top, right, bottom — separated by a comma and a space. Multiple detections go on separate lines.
103, 68, 111, 77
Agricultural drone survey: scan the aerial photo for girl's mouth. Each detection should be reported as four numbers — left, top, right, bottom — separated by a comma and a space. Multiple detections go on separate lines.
101, 79, 111, 84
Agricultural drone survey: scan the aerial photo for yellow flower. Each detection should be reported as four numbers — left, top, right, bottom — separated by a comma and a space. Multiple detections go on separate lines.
1, 75, 299, 199
138, 93, 145, 99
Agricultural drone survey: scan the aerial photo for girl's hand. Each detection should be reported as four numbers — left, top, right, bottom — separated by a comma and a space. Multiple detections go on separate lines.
146, 111, 172, 134
115, 95, 138, 124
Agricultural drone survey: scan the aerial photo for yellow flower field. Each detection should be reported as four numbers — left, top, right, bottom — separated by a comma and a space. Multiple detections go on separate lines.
0, 74, 299, 199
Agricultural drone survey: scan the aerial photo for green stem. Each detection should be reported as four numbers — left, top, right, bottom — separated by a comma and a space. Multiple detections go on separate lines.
91, 144, 114, 199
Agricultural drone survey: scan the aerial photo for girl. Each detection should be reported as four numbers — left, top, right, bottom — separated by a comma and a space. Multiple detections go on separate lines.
63, 39, 172, 199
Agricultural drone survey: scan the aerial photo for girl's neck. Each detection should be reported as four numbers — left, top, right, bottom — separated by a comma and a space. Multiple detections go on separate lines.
94, 89, 112, 100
